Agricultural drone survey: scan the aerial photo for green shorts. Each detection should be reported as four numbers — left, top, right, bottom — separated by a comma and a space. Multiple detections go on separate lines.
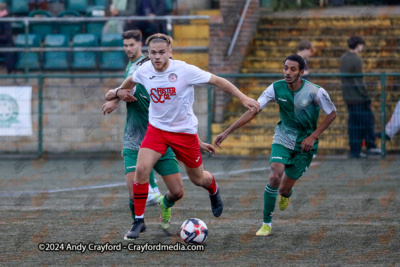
123, 147, 180, 176
270, 144, 314, 180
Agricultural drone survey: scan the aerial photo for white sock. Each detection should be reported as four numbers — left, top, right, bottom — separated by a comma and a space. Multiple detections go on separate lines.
153, 187, 160, 195
210, 184, 219, 195
136, 214, 144, 219
263, 222, 272, 227
148, 185, 154, 194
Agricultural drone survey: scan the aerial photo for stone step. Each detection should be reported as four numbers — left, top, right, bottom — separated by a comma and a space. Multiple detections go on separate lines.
228, 14, 400, 155
235, 82, 400, 95
173, 52, 208, 70
251, 46, 400, 58
243, 57, 400, 69
173, 39, 209, 47
240, 67, 400, 74
259, 16, 400, 27
189, 9, 221, 24
254, 35, 400, 46
190, 9, 221, 16
256, 25, 400, 37
173, 25, 209, 39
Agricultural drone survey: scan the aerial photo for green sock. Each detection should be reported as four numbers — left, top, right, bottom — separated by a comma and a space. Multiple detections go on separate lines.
148, 169, 158, 190
263, 184, 278, 223
129, 199, 135, 221
281, 189, 293, 198
163, 195, 175, 208
287, 189, 293, 198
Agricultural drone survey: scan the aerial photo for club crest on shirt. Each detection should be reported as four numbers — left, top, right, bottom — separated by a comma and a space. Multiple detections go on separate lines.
300, 99, 310, 106
168, 73, 178, 83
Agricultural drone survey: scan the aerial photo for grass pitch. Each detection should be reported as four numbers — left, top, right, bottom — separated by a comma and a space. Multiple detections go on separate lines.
0, 155, 399, 266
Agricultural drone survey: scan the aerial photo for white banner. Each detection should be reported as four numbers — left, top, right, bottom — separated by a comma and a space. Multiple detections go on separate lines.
0, 86, 32, 136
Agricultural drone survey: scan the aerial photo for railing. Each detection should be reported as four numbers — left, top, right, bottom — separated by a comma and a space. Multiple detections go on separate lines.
209, 73, 400, 157
0, 73, 212, 158
0, 72, 399, 158
227, 0, 252, 57
0, 15, 210, 74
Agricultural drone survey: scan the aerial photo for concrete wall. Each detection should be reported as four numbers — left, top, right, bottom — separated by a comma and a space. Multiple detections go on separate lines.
0, 76, 210, 154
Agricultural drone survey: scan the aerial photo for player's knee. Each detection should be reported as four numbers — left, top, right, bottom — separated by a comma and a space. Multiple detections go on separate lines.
135, 165, 150, 183
171, 188, 184, 200
268, 174, 281, 187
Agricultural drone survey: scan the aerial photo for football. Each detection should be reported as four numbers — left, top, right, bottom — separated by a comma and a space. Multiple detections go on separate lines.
180, 218, 208, 244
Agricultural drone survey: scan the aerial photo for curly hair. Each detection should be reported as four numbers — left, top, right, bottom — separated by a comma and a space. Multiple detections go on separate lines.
284, 54, 305, 71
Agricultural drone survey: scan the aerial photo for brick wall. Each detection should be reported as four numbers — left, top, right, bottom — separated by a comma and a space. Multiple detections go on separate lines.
209, 0, 260, 123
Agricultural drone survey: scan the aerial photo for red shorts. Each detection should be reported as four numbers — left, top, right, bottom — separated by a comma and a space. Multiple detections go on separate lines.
140, 124, 203, 168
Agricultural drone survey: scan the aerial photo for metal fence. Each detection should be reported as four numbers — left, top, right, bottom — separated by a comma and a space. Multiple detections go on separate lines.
212, 73, 400, 158
0, 73, 399, 158
0, 73, 212, 158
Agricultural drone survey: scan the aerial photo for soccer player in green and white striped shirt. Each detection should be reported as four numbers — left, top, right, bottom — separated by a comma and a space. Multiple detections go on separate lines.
214, 54, 337, 236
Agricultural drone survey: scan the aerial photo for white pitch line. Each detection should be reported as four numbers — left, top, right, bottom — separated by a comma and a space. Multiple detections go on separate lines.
0, 162, 320, 197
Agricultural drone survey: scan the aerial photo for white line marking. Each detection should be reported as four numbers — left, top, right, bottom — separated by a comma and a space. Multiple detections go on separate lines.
0, 162, 320, 197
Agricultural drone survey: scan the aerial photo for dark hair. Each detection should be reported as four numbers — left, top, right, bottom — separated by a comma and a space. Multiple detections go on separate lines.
298, 40, 312, 51
122, 30, 142, 42
347, 35, 365, 49
284, 54, 305, 71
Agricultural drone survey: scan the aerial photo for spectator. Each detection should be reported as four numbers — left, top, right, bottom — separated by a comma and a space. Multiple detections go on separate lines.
0, 3, 15, 74
104, 0, 136, 34
340, 35, 381, 158
133, 0, 167, 42
297, 40, 313, 80
28, 0, 48, 11
105, 0, 136, 17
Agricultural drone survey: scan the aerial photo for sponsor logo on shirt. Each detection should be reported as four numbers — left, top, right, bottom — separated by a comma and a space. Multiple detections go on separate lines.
271, 156, 283, 159
278, 98, 287, 102
149, 76, 156, 79
150, 87, 176, 103
168, 73, 178, 83
139, 94, 148, 99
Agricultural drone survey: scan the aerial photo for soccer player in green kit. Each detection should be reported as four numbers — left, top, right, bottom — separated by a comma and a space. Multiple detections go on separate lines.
214, 55, 337, 236
121, 30, 163, 205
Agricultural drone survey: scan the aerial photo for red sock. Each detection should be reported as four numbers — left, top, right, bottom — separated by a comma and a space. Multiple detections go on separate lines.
133, 182, 149, 217
206, 174, 217, 195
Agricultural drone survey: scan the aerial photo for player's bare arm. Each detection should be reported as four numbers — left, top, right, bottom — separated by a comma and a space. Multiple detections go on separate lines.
301, 110, 337, 152
198, 135, 216, 155
214, 109, 259, 148
105, 77, 137, 101
102, 98, 120, 115
208, 74, 260, 113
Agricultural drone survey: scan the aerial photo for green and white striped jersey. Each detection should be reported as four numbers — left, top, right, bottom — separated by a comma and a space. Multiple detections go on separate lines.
257, 79, 336, 153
